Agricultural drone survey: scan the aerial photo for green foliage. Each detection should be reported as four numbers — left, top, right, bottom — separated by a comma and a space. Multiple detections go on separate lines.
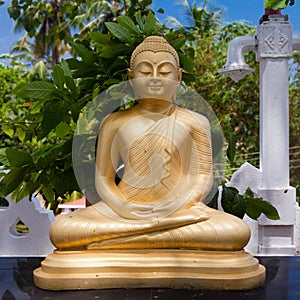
0, 57, 79, 206
245, 192, 280, 221
226, 134, 236, 165
0, 2, 196, 209
221, 186, 280, 221
289, 53, 300, 202
1, 0, 298, 216
7, 0, 159, 66
0, 61, 28, 149
221, 186, 246, 219
0, 148, 33, 168
179, 0, 222, 33
264, 0, 296, 9
191, 22, 260, 178
15, 81, 56, 99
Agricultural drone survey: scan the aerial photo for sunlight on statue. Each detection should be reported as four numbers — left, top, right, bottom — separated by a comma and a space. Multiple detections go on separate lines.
49, 36, 250, 251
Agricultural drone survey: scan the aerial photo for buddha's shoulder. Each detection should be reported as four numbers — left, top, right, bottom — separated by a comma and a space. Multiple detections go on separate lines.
176, 107, 210, 129
100, 108, 136, 127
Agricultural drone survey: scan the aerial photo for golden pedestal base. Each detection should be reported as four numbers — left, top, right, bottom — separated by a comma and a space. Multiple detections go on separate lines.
34, 249, 265, 291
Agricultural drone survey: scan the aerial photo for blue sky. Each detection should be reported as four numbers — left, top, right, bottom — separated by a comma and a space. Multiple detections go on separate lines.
0, 0, 299, 55
153, 0, 300, 31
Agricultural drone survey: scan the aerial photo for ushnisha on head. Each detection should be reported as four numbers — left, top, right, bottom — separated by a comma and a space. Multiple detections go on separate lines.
129, 36, 180, 70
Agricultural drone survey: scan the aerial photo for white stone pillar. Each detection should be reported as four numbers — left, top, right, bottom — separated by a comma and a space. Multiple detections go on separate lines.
255, 15, 297, 255
257, 15, 292, 189
219, 13, 300, 256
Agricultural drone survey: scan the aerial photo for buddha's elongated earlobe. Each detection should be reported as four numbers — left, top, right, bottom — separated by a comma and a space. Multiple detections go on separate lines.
128, 68, 133, 79
177, 68, 182, 85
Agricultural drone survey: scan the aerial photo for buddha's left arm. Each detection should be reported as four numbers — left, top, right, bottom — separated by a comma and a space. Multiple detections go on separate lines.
188, 113, 214, 204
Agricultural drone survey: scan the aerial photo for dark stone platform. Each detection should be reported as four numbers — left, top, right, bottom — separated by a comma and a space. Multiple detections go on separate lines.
1, 256, 299, 300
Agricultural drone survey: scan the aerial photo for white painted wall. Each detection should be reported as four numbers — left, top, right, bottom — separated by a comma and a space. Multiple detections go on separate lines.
0, 196, 55, 257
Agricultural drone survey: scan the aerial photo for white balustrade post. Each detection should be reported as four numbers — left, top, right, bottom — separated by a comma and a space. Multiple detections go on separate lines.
255, 15, 298, 255
221, 13, 300, 255
257, 15, 292, 189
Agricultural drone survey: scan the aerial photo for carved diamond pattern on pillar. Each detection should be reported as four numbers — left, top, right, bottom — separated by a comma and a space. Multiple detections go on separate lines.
265, 31, 288, 52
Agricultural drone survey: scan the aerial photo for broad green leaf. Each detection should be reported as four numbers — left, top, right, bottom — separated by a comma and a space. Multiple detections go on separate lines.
53, 64, 65, 90
8, 6, 20, 20
66, 58, 98, 78
182, 73, 195, 84
245, 198, 261, 220
117, 16, 140, 34
58, 168, 80, 193
231, 194, 246, 219
38, 100, 66, 139
32, 143, 63, 163
221, 186, 246, 219
15, 81, 56, 99
70, 42, 96, 64
0, 148, 33, 168
178, 53, 194, 73
264, 0, 288, 9
58, 30, 67, 40
30, 99, 48, 114
60, 59, 72, 77
144, 11, 157, 35
42, 185, 55, 204
69, 101, 80, 122
246, 196, 280, 220
221, 186, 238, 209
100, 44, 130, 58
89, 32, 112, 45
55, 122, 69, 138
2, 125, 14, 138
16, 128, 26, 143
157, 8, 165, 14
172, 37, 186, 50
42, 186, 55, 203
15, 180, 39, 202
226, 134, 236, 163
135, 11, 144, 31
0, 168, 26, 197
65, 76, 76, 93
54, 170, 72, 196
105, 22, 131, 42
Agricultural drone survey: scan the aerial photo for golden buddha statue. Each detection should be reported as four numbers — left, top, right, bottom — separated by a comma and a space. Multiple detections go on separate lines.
34, 36, 265, 290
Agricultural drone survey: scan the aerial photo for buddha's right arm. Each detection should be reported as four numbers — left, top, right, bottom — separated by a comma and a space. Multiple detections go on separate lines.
95, 115, 155, 220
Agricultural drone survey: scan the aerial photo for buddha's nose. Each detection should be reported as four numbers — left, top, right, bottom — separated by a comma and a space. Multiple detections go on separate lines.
150, 76, 161, 83
153, 68, 161, 78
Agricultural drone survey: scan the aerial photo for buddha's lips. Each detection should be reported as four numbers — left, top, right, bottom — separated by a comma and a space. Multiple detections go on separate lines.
148, 85, 162, 90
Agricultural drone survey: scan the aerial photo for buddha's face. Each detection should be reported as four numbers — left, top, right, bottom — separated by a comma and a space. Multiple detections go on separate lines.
128, 51, 182, 102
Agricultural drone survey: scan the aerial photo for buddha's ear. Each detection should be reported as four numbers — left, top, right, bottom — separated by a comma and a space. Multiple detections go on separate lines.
177, 68, 182, 84
128, 68, 133, 79
128, 69, 134, 90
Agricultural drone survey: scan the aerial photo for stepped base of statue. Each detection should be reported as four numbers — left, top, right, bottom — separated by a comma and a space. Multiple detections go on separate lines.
34, 249, 265, 291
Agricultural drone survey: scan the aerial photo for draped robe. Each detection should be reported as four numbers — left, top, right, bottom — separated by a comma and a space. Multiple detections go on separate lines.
50, 105, 250, 250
